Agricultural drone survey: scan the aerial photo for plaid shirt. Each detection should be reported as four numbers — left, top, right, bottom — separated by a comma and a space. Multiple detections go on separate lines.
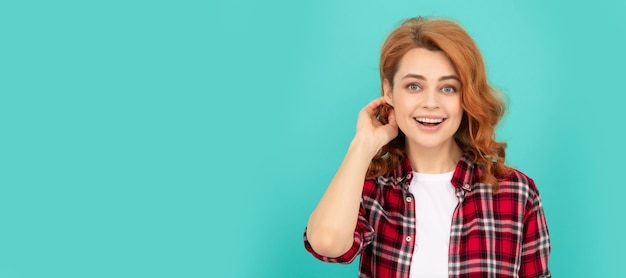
304, 154, 551, 277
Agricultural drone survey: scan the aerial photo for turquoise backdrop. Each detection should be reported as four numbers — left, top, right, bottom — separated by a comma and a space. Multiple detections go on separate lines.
1, 0, 624, 277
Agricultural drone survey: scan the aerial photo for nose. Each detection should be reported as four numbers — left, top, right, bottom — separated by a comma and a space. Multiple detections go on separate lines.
422, 89, 439, 109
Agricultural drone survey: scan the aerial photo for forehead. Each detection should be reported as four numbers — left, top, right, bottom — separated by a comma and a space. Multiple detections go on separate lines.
395, 48, 458, 79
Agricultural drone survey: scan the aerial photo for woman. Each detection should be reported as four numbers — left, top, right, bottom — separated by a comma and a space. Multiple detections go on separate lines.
303, 17, 551, 277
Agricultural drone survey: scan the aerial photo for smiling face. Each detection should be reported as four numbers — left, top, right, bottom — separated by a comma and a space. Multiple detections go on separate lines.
383, 47, 464, 152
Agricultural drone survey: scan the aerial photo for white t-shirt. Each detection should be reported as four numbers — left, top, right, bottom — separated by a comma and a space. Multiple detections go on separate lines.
408, 170, 458, 278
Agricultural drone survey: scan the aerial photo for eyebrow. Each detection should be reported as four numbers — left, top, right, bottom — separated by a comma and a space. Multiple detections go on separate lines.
401, 74, 461, 82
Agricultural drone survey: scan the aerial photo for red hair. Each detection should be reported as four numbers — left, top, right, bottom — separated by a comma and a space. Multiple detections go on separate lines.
367, 16, 509, 190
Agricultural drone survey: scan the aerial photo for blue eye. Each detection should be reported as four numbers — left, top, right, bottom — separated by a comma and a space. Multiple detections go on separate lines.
442, 86, 457, 93
407, 84, 420, 91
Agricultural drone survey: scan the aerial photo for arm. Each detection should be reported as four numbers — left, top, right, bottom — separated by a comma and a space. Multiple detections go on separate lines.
519, 190, 551, 277
305, 98, 397, 258
303, 189, 375, 263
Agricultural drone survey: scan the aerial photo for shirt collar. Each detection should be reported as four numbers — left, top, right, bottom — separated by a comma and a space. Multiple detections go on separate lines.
386, 153, 482, 190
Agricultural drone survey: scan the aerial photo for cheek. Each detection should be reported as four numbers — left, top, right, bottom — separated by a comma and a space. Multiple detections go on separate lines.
392, 104, 415, 131
390, 100, 413, 119
390, 91, 413, 110
447, 97, 463, 116
450, 109, 465, 130
452, 105, 463, 117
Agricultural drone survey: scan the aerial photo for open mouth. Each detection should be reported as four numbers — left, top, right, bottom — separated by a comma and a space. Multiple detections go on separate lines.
414, 117, 445, 126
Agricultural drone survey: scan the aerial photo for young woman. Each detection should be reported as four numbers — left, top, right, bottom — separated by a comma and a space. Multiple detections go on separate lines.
304, 17, 551, 277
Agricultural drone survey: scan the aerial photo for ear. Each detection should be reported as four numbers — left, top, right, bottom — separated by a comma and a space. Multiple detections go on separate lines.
383, 79, 393, 106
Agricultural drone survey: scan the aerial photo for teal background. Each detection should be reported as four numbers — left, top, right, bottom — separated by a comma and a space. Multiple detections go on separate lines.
1, 0, 624, 277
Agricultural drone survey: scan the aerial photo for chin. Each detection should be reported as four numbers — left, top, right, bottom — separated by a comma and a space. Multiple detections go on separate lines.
408, 136, 456, 150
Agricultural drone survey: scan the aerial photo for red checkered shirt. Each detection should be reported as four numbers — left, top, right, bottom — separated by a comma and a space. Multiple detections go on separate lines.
304, 154, 551, 277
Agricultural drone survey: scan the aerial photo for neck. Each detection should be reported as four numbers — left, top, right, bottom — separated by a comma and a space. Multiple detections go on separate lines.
406, 141, 462, 174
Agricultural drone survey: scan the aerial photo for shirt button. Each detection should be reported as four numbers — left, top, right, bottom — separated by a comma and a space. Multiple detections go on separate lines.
463, 184, 471, 190
405, 196, 412, 202
405, 236, 412, 242
406, 173, 412, 179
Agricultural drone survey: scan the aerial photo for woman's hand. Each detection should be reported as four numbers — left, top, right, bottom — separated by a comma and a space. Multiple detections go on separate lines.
354, 97, 399, 156
306, 97, 398, 257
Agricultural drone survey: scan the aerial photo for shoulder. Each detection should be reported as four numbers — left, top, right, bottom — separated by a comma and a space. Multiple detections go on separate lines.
364, 156, 412, 192
497, 167, 542, 202
362, 175, 401, 196
363, 163, 411, 201
502, 168, 537, 188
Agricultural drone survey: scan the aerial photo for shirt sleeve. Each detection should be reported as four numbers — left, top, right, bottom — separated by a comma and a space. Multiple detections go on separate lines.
519, 187, 551, 277
303, 193, 376, 264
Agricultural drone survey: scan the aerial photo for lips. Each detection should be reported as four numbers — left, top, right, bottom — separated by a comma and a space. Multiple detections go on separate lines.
414, 117, 445, 126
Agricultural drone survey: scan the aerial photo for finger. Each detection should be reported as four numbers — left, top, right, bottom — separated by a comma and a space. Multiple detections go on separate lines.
382, 110, 398, 133
361, 97, 387, 115
387, 109, 397, 127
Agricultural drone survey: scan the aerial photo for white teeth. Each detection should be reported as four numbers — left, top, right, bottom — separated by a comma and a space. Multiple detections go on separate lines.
415, 117, 443, 124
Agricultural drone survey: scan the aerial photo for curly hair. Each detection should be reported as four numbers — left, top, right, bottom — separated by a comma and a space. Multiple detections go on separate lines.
366, 16, 510, 190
